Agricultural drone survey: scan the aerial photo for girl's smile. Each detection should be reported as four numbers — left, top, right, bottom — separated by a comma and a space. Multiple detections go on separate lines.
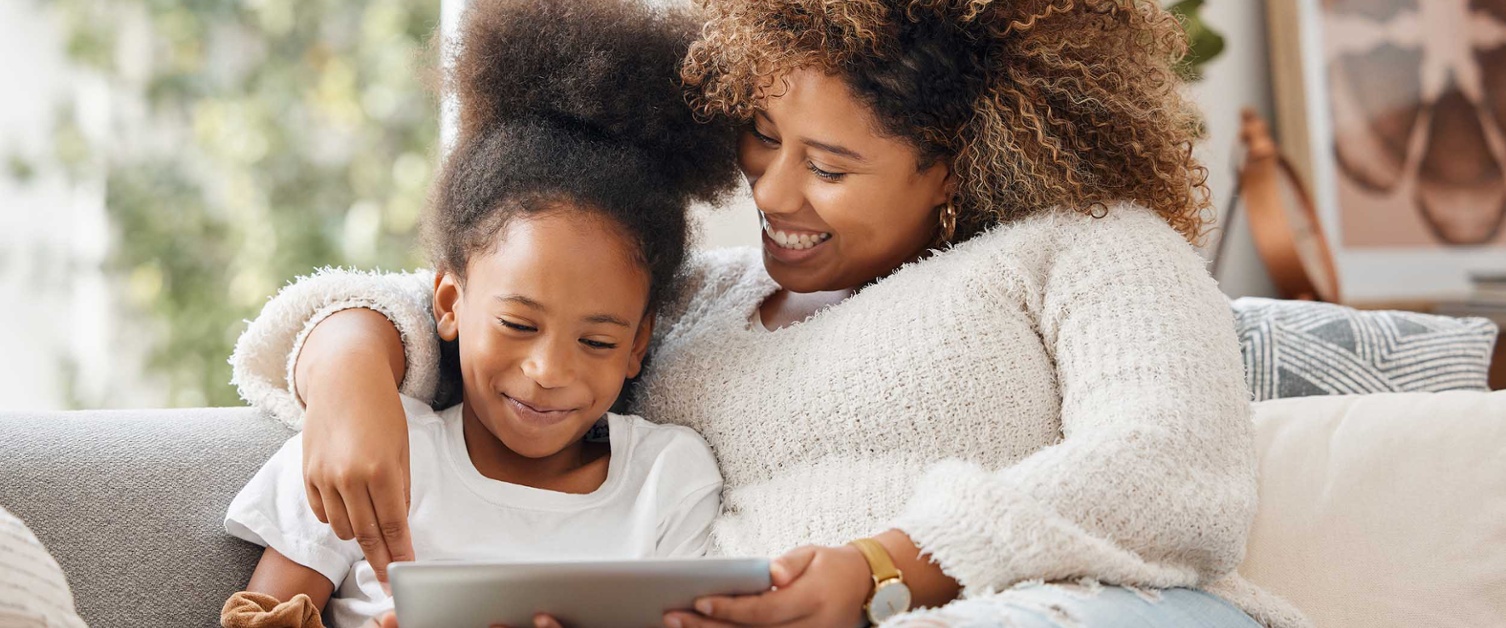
501, 392, 578, 428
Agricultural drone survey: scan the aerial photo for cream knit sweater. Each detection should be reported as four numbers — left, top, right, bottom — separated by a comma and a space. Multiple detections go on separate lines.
230, 202, 1307, 627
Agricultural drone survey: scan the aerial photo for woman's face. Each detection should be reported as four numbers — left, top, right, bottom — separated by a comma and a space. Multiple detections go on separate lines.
739, 68, 953, 293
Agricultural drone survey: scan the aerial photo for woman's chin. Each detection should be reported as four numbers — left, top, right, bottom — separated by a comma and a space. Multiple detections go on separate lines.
764, 264, 831, 294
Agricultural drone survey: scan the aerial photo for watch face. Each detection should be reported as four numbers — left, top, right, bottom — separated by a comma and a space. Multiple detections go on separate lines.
867, 581, 913, 623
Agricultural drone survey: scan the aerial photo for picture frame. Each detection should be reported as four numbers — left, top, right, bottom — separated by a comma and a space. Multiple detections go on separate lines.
1264, 0, 1506, 305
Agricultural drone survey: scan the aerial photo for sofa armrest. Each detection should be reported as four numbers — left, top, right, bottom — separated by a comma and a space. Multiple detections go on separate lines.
0, 408, 292, 628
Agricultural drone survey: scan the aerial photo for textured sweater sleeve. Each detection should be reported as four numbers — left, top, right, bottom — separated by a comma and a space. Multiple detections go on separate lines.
229, 267, 441, 429
893, 205, 1259, 594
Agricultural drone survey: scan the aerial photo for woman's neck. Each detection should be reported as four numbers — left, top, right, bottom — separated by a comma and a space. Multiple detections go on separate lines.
757, 288, 853, 330
758, 243, 940, 330
459, 403, 610, 494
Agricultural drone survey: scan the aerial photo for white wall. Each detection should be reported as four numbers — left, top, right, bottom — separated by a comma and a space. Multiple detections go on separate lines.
1191, 0, 1281, 299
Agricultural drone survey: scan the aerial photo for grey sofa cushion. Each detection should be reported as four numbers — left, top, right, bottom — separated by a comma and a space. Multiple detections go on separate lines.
0, 408, 291, 628
1231, 297, 1499, 401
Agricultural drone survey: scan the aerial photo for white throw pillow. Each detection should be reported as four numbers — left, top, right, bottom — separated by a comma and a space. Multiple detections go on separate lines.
0, 505, 88, 628
1239, 391, 1506, 628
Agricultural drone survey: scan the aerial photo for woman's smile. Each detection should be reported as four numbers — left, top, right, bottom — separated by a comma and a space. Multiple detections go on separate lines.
761, 213, 833, 263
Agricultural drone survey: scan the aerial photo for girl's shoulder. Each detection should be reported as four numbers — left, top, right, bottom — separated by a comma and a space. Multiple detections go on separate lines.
607, 413, 721, 487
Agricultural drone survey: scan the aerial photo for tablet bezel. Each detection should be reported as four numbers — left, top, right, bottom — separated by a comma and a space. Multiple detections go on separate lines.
390, 557, 772, 628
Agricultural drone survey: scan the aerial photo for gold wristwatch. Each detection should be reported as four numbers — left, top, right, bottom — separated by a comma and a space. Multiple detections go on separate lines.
849, 538, 912, 624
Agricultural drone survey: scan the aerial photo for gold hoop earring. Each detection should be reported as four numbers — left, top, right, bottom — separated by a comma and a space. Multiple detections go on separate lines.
938, 201, 958, 244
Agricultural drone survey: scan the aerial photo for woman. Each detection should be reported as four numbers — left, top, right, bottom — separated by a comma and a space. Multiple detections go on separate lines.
231, 1, 1308, 626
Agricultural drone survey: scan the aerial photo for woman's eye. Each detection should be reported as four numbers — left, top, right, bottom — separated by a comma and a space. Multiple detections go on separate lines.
498, 319, 536, 332
580, 339, 618, 350
749, 127, 779, 146
806, 161, 846, 182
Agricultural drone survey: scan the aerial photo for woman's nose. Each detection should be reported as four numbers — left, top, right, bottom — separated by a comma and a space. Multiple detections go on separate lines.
750, 151, 804, 217
520, 339, 574, 389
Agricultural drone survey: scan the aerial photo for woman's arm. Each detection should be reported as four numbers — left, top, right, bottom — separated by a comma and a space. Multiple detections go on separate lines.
294, 309, 416, 584
231, 268, 442, 583
892, 205, 1257, 591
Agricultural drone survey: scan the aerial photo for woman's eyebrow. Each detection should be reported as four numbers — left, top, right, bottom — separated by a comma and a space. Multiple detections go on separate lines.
802, 138, 867, 163
755, 110, 868, 163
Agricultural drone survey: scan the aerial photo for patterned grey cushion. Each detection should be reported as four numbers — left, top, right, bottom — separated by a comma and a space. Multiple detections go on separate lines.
1231, 297, 1499, 401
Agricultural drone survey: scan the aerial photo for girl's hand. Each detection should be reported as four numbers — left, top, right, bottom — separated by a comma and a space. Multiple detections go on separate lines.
664, 545, 872, 628
297, 309, 415, 585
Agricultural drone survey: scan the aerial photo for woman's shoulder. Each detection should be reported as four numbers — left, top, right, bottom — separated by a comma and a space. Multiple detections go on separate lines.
680, 246, 766, 296
964, 201, 1182, 251
950, 201, 1198, 276
901, 201, 1205, 312
659, 246, 770, 330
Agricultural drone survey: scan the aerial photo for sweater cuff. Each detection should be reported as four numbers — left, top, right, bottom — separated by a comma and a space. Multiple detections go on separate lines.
892, 460, 1181, 595
285, 298, 441, 413
230, 267, 438, 429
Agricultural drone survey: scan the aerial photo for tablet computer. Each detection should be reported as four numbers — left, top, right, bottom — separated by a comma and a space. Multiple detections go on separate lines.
389, 558, 771, 628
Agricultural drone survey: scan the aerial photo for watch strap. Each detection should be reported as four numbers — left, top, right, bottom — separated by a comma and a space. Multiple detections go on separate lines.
848, 538, 902, 584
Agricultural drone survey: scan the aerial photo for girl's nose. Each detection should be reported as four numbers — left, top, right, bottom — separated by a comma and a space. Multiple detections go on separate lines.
520, 339, 574, 389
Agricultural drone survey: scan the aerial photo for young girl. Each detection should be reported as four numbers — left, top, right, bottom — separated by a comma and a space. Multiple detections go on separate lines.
219, 1, 739, 626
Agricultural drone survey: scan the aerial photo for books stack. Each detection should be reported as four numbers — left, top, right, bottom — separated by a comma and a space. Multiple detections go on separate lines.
1434, 273, 1506, 326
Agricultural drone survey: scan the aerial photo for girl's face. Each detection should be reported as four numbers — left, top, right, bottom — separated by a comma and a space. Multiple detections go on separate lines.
739, 68, 954, 293
433, 210, 653, 460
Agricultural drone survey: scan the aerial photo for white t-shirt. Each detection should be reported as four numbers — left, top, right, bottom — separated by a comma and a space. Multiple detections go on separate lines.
226, 395, 723, 628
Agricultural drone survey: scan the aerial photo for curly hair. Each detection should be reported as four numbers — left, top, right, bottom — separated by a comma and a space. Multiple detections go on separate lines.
680, 0, 1211, 242
427, 0, 740, 314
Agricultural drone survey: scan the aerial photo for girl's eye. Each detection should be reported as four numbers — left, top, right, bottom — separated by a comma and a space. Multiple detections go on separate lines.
749, 126, 779, 147
806, 161, 846, 182
498, 319, 536, 332
581, 339, 618, 350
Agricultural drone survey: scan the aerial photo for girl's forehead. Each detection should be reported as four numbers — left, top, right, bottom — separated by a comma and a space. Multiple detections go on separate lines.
469, 212, 651, 316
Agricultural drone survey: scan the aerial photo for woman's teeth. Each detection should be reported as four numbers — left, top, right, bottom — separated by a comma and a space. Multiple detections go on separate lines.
766, 226, 832, 250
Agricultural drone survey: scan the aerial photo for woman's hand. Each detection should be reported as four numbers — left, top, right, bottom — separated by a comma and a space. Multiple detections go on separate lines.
664, 545, 872, 628
296, 308, 414, 585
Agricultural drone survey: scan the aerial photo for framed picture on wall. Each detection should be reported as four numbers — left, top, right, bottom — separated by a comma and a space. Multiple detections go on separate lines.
1265, 0, 1506, 304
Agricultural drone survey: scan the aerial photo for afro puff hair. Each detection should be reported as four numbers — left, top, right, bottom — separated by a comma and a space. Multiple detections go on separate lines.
448, 0, 739, 206
425, 0, 741, 317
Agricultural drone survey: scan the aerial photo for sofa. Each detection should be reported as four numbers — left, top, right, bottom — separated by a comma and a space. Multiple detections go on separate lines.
2, 299, 1503, 628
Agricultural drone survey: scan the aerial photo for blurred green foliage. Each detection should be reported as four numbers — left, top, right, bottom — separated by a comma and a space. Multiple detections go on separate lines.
31, 0, 440, 406
1169, 0, 1226, 82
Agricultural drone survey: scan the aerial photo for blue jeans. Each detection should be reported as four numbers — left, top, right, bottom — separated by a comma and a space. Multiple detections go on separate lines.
888, 582, 1261, 628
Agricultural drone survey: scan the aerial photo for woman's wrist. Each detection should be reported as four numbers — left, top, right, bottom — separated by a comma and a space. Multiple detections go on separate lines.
871, 529, 960, 610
